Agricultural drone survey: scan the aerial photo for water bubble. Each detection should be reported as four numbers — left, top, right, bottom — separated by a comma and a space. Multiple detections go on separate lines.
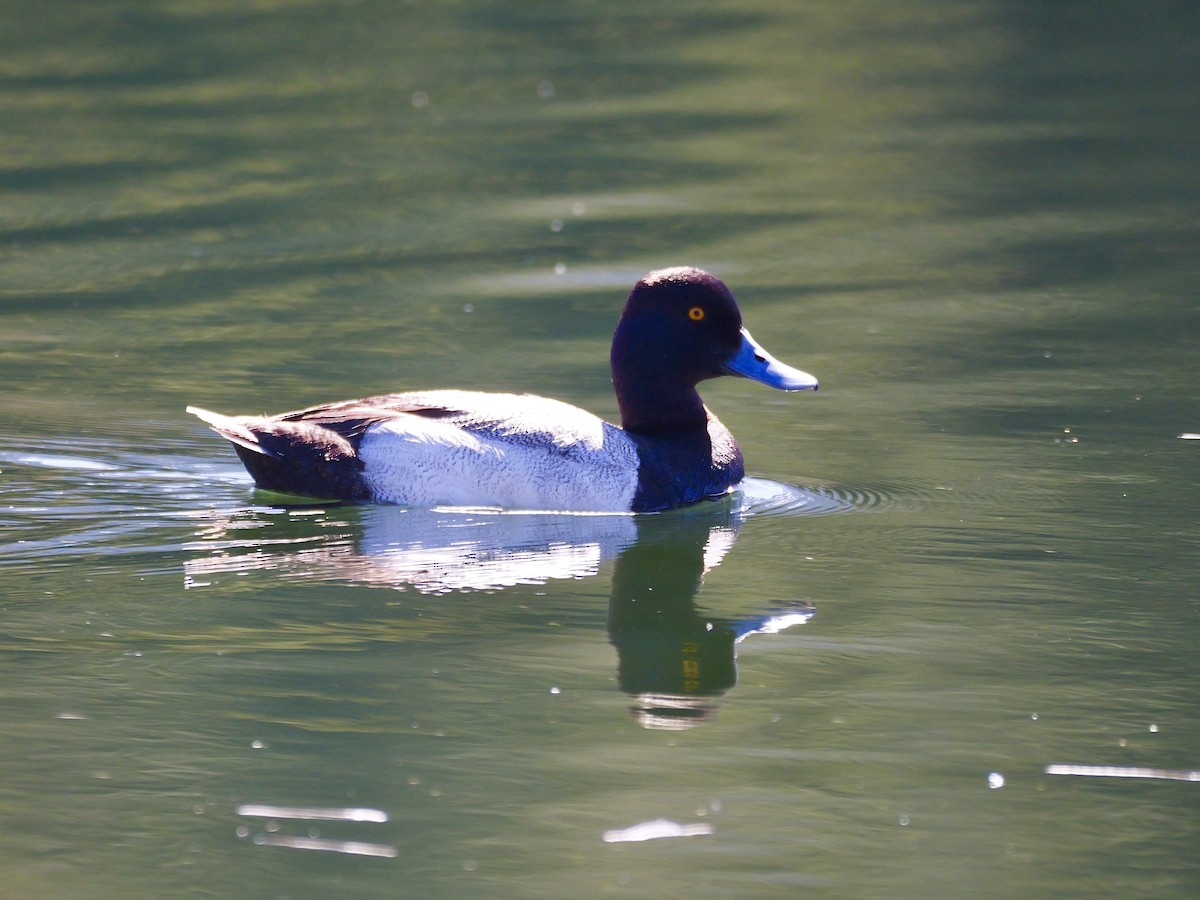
411, 91, 429, 108
549, 686, 561, 695
554, 262, 567, 275
550, 219, 563, 232
898, 815, 910, 826
537, 80, 554, 99
988, 772, 1005, 789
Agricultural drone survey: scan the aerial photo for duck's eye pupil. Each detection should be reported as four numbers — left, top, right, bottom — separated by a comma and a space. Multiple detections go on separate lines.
688, 307, 705, 321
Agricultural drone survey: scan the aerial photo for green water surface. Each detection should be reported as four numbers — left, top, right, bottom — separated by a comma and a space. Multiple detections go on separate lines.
1, 1, 1198, 897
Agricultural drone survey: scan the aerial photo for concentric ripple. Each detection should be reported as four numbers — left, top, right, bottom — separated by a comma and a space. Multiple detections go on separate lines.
738, 476, 965, 518
740, 477, 877, 517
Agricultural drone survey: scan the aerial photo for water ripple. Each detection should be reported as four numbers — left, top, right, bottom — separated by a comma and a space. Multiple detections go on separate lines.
738, 476, 947, 517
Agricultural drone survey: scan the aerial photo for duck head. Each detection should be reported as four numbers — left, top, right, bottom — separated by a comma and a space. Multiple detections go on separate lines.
611, 267, 817, 435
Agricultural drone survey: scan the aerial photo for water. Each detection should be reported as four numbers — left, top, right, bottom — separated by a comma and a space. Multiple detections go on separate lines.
2, 1, 1198, 897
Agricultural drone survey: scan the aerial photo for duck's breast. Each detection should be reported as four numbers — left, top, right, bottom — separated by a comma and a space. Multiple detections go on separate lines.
356, 393, 640, 511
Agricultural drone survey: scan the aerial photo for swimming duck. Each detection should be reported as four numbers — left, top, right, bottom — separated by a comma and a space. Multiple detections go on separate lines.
188, 266, 817, 512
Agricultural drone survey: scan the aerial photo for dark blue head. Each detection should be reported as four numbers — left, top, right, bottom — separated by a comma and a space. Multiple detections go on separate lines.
610, 267, 817, 435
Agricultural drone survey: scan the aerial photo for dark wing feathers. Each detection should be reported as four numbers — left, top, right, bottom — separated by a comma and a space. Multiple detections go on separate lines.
274, 393, 468, 442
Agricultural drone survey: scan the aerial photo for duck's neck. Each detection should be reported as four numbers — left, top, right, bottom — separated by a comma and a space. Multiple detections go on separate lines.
611, 311, 713, 436
613, 372, 709, 436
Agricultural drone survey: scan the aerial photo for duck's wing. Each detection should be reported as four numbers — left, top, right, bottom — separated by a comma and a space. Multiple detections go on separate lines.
276, 390, 614, 456
269, 392, 467, 440
189, 390, 611, 462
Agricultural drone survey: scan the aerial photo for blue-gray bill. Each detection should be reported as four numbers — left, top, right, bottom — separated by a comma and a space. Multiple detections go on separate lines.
722, 328, 818, 391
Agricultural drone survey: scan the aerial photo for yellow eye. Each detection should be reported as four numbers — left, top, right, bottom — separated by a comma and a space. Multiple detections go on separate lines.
688, 307, 705, 321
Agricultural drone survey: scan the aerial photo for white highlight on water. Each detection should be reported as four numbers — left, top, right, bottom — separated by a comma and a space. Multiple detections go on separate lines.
236, 804, 388, 822
1045, 765, 1200, 782
251, 834, 398, 857
602, 818, 714, 843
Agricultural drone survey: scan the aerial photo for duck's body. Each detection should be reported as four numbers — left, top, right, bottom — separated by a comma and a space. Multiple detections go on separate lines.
189, 389, 740, 512
189, 267, 817, 512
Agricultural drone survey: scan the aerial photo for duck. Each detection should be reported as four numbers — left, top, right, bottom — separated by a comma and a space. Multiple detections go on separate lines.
187, 266, 818, 512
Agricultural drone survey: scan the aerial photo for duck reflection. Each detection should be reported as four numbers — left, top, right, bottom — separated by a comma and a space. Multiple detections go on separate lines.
608, 510, 813, 729
185, 495, 813, 727
186, 503, 640, 592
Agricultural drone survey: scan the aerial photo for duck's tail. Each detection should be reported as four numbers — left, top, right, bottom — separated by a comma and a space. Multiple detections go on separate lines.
186, 406, 273, 457
187, 405, 367, 500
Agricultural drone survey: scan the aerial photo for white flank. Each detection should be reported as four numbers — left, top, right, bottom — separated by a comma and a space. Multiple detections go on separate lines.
357, 393, 640, 511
